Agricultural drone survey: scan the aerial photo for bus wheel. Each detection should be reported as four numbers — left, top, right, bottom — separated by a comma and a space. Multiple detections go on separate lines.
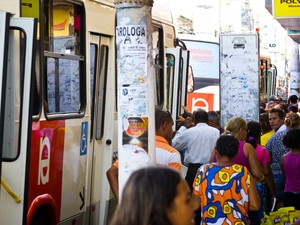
30, 207, 51, 225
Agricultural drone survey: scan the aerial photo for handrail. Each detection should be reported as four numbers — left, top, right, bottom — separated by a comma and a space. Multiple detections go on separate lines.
1, 178, 21, 203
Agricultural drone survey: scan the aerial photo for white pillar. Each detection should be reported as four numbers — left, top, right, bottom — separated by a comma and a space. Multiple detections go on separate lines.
115, 0, 155, 196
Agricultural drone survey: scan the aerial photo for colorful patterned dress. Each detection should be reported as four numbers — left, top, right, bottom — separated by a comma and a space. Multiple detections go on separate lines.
193, 164, 251, 225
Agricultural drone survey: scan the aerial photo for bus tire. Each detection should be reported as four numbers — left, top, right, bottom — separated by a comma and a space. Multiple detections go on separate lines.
30, 205, 53, 225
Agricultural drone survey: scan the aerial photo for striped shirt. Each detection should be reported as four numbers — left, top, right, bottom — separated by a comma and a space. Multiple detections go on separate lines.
156, 135, 182, 174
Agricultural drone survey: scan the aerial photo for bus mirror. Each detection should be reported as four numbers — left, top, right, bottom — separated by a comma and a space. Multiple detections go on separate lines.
188, 65, 194, 93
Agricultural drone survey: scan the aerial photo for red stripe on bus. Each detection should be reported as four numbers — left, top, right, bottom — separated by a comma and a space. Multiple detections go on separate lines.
27, 120, 65, 223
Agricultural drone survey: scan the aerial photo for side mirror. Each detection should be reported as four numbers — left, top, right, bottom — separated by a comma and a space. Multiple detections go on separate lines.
188, 65, 194, 93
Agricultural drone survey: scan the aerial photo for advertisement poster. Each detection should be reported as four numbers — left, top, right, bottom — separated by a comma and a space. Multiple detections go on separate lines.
182, 40, 219, 80
122, 117, 148, 151
182, 39, 220, 111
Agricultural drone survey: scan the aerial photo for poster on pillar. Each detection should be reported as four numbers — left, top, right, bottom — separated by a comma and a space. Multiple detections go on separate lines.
120, 84, 148, 116
116, 23, 151, 187
116, 25, 148, 84
122, 117, 148, 151
117, 24, 150, 144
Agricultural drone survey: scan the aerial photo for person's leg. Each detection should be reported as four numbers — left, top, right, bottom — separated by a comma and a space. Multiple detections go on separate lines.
185, 163, 202, 225
273, 174, 285, 209
284, 192, 300, 210
185, 163, 201, 190
248, 210, 260, 225
256, 182, 267, 221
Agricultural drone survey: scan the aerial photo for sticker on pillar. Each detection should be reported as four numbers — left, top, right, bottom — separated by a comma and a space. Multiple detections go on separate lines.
80, 121, 88, 156
122, 117, 148, 152
120, 85, 148, 116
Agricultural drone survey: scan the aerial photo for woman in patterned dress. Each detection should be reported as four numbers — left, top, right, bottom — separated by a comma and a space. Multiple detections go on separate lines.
194, 134, 260, 225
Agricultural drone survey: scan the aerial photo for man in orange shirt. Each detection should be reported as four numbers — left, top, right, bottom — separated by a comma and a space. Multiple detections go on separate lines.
155, 109, 182, 173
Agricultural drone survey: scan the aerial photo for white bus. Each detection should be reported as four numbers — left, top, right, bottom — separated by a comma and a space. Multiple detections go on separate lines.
0, 0, 189, 224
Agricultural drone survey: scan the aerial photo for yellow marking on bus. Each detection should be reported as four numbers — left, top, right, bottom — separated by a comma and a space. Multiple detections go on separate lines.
1, 178, 21, 203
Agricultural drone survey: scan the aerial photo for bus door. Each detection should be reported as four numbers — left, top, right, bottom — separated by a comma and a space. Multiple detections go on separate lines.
165, 48, 184, 125
153, 46, 189, 127
89, 34, 115, 225
0, 11, 10, 179
0, 14, 37, 225
179, 49, 190, 115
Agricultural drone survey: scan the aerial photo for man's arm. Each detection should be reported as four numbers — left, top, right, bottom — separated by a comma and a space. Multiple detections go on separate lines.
172, 117, 193, 149
172, 126, 187, 149
106, 164, 119, 199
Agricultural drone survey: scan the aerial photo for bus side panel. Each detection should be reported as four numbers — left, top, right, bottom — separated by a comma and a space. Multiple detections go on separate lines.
85, 2, 116, 224
28, 119, 89, 223
28, 120, 65, 222
60, 119, 88, 220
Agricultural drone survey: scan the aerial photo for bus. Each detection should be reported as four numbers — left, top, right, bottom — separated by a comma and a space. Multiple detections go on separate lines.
260, 55, 278, 102
0, 0, 189, 224
178, 35, 220, 112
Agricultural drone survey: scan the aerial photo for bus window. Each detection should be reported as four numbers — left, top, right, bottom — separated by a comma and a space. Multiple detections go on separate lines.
152, 25, 164, 108
188, 65, 194, 93
21, 0, 41, 118
44, 0, 85, 115
2, 29, 26, 160
89, 38, 108, 141
90, 43, 97, 140
153, 25, 178, 115
95, 45, 108, 140
166, 53, 175, 111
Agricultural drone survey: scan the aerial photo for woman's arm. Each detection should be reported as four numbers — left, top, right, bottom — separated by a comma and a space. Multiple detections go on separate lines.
244, 143, 264, 181
248, 174, 261, 211
263, 163, 276, 198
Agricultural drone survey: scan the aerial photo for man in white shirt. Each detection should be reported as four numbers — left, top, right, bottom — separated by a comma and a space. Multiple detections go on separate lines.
172, 109, 219, 189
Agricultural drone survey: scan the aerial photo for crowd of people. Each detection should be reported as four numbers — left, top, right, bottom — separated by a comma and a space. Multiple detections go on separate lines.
107, 94, 300, 225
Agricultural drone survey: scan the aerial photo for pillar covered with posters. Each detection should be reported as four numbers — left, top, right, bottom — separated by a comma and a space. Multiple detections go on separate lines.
115, 0, 155, 196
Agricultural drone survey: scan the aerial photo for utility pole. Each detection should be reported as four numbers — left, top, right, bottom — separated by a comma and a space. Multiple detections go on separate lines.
115, 0, 155, 196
